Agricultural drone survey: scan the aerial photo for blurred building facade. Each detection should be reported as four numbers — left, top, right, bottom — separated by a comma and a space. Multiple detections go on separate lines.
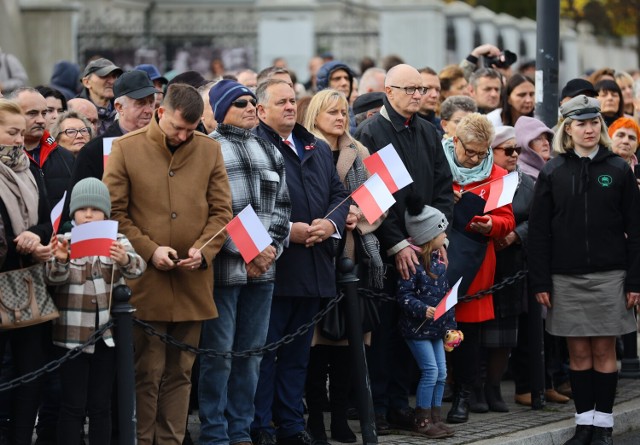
2, 0, 638, 87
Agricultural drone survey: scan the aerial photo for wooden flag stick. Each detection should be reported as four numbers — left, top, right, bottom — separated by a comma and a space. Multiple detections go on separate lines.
460, 173, 509, 194
323, 189, 356, 220
196, 224, 229, 254
108, 265, 116, 314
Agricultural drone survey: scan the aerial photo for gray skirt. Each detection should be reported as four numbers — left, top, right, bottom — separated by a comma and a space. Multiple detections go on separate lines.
547, 270, 637, 337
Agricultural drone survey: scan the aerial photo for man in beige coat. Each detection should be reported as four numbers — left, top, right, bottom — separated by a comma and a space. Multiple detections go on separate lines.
103, 83, 232, 444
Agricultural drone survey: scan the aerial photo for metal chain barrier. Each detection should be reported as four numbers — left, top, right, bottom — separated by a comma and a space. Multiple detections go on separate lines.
132, 269, 528, 358
0, 321, 114, 393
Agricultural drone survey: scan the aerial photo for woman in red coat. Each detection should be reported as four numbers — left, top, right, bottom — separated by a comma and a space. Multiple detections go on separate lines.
441, 113, 515, 424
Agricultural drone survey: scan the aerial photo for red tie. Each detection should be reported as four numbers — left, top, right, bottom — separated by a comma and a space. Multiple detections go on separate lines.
284, 139, 303, 158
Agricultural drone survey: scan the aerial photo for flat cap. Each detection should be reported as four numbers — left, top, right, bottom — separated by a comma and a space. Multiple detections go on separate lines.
352, 92, 384, 115
560, 94, 601, 120
81, 58, 122, 79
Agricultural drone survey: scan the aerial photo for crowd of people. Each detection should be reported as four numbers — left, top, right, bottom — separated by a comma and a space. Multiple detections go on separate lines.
0, 42, 639, 445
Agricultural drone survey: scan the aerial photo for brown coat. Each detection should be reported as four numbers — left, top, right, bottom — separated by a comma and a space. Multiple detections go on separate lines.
103, 115, 232, 321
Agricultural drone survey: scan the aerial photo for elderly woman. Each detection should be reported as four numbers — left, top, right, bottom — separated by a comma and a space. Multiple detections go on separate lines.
514, 116, 554, 180
595, 80, 625, 127
615, 71, 636, 117
51, 110, 93, 156
442, 113, 515, 424
0, 99, 52, 444
608, 117, 639, 167
303, 89, 385, 442
487, 74, 535, 128
529, 95, 640, 444
439, 95, 477, 141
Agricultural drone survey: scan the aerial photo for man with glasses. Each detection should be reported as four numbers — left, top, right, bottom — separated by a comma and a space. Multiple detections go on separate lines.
198, 79, 291, 445
355, 64, 453, 434
61, 70, 159, 228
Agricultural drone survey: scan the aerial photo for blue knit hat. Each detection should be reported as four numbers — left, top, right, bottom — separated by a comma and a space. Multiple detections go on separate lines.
208, 80, 257, 124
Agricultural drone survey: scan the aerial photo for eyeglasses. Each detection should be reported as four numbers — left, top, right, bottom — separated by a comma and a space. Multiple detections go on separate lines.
389, 85, 428, 95
457, 137, 490, 159
231, 98, 257, 108
493, 146, 522, 156
63, 127, 91, 138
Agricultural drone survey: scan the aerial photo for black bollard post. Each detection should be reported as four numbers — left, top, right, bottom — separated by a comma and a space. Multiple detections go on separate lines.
528, 290, 546, 410
337, 258, 378, 445
619, 320, 640, 378
111, 285, 137, 445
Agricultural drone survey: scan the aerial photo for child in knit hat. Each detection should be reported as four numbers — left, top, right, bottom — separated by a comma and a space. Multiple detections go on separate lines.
396, 195, 459, 438
45, 177, 146, 445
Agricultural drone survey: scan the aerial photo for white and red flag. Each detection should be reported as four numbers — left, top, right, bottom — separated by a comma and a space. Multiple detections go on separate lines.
70, 220, 118, 259
226, 205, 273, 263
483, 171, 518, 213
363, 143, 413, 193
50, 191, 66, 235
351, 173, 396, 224
433, 277, 462, 321
103, 137, 116, 168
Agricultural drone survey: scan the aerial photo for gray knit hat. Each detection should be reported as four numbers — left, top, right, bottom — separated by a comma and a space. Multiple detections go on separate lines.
405, 204, 448, 245
69, 178, 111, 218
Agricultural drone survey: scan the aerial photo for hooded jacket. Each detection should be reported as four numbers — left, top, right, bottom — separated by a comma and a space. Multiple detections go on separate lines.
528, 146, 640, 294
515, 116, 554, 180
50, 61, 81, 100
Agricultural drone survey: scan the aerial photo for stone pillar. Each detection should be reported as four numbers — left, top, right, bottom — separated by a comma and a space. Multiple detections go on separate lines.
377, 0, 445, 70
256, 0, 315, 81
19, 0, 82, 86
495, 13, 520, 62
472, 6, 498, 47
445, 1, 475, 65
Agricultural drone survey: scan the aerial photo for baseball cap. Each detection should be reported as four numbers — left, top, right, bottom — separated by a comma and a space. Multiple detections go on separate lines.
135, 64, 168, 85
113, 70, 160, 100
81, 58, 123, 79
560, 95, 601, 120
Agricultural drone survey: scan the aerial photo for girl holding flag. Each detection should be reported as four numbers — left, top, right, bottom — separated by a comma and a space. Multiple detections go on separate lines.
396, 196, 458, 438
45, 178, 146, 445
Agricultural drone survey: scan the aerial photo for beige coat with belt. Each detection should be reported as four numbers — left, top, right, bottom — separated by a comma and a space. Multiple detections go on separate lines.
103, 115, 232, 322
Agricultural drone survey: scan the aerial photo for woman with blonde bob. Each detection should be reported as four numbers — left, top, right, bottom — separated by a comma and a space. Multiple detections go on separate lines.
302, 89, 386, 443
529, 95, 640, 445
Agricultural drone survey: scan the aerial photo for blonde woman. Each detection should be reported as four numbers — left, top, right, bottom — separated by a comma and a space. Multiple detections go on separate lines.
303, 89, 385, 443
529, 95, 640, 445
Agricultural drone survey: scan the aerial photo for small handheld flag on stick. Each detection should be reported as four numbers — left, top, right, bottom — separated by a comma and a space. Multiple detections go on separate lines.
50, 192, 66, 235
226, 205, 273, 263
351, 173, 396, 224
363, 143, 413, 193
433, 277, 462, 321
70, 220, 118, 259
483, 171, 519, 213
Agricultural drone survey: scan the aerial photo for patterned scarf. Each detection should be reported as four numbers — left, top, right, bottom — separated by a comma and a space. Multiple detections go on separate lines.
0, 145, 39, 235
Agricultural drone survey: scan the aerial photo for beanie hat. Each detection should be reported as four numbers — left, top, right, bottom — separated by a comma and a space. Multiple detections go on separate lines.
514, 116, 554, 151
69, 178, 111, 219
492, 125, 516, 148
208, 79, 257, 124
404, 195, 448, 245
608, 116, 640, 140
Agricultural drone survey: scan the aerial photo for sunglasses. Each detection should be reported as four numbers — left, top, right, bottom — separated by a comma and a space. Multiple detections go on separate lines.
231, 98, 257, 108
494, 146, 522, 156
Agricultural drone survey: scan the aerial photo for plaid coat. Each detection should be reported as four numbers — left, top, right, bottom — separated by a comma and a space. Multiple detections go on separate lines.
45, 233, 146, 352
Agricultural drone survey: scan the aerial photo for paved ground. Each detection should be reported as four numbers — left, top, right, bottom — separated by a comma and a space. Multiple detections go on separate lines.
186, 377, 640, 444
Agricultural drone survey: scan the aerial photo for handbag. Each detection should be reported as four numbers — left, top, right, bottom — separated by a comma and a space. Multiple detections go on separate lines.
0, 264, 59, 329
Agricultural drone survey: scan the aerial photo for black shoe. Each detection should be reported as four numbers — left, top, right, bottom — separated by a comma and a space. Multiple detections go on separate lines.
388, 407, 415, 431
182, 428, 194, 445
469, 385, 489, 413
375, 413, 391, 436
485, 384, 509, 412
442, 383, 454, 403
562, 425, 593, 445
589, 426, 613, 445
306, 410, 327, 441
252, 429, 277, 445
330, 413, 356, 443
447, 388, 470, 424
278, 430, 315, 445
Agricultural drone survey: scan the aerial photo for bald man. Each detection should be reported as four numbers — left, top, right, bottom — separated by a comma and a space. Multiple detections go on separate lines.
68, 98, 99, 136
354, 63, 453, 433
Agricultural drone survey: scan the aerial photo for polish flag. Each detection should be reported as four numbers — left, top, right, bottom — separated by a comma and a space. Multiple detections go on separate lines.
226, 205, 273, 263
50, 192, 66, 235
433, 277, 462, 321
483, 171, 519, 213
363, 144, 413, 193
70, 220, 118, 259
352, 173, 396, 224
103, 137, 116, 168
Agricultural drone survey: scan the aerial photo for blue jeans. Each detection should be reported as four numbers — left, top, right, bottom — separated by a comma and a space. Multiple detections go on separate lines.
405, 338, 447, 409
198, 283, 274, 445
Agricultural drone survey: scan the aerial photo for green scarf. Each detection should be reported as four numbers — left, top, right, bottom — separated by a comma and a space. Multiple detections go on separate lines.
442, 138, 494, 186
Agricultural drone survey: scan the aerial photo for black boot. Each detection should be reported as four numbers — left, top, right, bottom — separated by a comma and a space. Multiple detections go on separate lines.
446, 387, 470, 424
306, 346, 330, 443
469, 384, 489, 413
329, 347, 356, 443
562, 425, 593, 445
485, 384, 509, 412
306, 410, 328, 443
589, 426, 613, 445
